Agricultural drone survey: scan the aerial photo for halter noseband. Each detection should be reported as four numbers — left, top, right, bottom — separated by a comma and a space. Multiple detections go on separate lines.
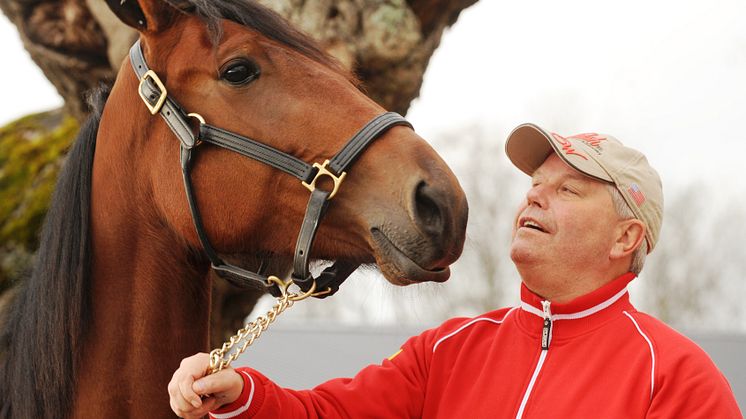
129, 40, 412, 297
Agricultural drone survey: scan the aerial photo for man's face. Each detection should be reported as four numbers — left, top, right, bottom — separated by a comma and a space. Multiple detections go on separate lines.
510, 153, 622, 283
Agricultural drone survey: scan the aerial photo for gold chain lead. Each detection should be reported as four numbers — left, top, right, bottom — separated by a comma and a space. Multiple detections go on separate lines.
208, 276, 325, 374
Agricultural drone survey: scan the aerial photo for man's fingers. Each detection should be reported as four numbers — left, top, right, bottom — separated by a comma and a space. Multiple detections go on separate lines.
168, 353, 240, 418
168, 352, 213, 417
193, 373, 221, 396
193, 368, 236, 396
176, 353, 211, 407
171, 389, 197, 418
179, 353, 211, 376
168, 371, 193, 411
171, 396, 218, 419
189, 397, 220, 418
169, 398, 179, 416
178, 374, 202, 408
168, 375, 178, 398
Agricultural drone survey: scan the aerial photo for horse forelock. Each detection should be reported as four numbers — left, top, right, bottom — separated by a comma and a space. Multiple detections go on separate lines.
0, 87, 109, 419
181, 0, 359, 86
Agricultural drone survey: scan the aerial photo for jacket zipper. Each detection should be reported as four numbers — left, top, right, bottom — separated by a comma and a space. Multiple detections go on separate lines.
541, 300, 552, 349
515, 300, 553, 419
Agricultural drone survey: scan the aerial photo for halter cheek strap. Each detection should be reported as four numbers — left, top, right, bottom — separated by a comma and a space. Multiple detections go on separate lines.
129, 39, 412, 297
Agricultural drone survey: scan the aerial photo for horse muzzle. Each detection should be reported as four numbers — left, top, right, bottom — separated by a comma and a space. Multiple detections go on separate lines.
368, 176, 468, 285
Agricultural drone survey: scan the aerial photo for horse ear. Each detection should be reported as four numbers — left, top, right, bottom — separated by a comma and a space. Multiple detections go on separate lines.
104, 0, 185, 32
104, 0, 148, 30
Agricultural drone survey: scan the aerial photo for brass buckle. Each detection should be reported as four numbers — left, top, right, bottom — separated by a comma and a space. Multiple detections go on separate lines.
302, 160, 346, 199
187, 113, 205, 147
138, 70, 168, 115
265, 275, 330, 301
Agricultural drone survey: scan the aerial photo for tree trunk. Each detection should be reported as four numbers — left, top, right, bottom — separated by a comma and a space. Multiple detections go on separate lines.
0, 0, 478, 347
0, 0, 477, 118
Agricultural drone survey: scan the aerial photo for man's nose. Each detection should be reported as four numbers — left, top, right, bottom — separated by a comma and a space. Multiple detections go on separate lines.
526, 185, 547, 208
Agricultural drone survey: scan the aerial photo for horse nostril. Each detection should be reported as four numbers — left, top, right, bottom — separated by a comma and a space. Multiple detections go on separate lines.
414, 181, 444, 236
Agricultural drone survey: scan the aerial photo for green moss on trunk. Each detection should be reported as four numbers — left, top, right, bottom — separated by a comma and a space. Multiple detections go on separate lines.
0, 109, 79, 292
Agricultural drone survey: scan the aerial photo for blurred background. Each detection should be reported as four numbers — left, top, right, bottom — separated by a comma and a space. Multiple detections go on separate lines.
1, 0, 744, 408
250, 0, 746, 334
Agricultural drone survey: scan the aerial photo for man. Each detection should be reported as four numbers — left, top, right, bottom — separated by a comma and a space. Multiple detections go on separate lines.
169, 124, 742, 418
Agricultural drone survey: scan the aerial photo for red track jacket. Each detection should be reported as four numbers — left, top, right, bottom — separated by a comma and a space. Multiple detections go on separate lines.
210, 273, 742, 418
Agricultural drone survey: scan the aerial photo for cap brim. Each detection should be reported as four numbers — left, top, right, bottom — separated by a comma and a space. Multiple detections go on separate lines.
505, 124, 555, 176
505, 123, 613, 182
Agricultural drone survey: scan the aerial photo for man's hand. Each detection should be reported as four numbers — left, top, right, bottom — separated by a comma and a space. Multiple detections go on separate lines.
168, 352, 244, 419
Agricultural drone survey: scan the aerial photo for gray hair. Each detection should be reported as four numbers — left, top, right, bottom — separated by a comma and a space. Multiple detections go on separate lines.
606, 184, 648, 274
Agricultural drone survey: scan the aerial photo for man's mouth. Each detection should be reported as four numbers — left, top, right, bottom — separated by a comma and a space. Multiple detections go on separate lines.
519, 218, 547, 233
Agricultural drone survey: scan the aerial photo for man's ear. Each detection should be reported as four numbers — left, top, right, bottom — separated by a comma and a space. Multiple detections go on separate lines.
104, 0, 182, 33
610, 219, 646, 260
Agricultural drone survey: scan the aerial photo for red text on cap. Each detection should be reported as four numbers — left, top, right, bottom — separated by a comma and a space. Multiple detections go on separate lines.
551, 132, 588, 160
572, 133, 608, 150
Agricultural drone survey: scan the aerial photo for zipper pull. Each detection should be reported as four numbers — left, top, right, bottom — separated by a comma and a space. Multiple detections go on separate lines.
541, 300, 552, 350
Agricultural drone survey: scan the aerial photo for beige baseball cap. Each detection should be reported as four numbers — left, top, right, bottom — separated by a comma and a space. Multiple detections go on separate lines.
505, 123, 663, 252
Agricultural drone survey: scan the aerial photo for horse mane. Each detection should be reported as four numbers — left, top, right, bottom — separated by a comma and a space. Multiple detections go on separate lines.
0, 3, 355, 417
0, 86, 108, 419
185, 0, 359, 86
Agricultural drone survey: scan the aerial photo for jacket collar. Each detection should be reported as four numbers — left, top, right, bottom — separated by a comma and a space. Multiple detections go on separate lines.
516, 273, 637, 341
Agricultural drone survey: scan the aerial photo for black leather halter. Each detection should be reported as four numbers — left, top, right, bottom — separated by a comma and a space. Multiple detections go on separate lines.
129, 40, 412, 297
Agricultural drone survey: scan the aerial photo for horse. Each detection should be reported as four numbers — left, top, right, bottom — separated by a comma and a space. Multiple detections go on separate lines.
0, 0, 468, 417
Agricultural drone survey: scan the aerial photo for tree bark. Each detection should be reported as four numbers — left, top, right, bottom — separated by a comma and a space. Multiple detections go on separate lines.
0, 0, 478, 346
0, 0, 477, 118
0, 0, 113, 120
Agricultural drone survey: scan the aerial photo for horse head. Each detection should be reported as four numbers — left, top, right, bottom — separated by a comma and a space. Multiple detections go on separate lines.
100, 0, 468, 287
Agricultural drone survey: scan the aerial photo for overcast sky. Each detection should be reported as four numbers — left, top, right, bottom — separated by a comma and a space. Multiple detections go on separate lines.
408, 0, 746, 193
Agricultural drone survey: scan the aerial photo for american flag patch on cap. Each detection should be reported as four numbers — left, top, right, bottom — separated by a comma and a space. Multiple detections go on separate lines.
628, 183, 646, 206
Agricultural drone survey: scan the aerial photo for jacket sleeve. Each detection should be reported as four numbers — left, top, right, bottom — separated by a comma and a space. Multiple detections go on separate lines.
645, 326, 743, 418
208, 323, 451, 419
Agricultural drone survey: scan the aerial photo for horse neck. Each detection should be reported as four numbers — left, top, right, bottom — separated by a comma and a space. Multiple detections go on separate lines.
72, 84, 212, 417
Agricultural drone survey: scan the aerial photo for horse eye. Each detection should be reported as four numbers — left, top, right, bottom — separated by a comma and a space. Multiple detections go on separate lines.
220, 59, 260, 86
